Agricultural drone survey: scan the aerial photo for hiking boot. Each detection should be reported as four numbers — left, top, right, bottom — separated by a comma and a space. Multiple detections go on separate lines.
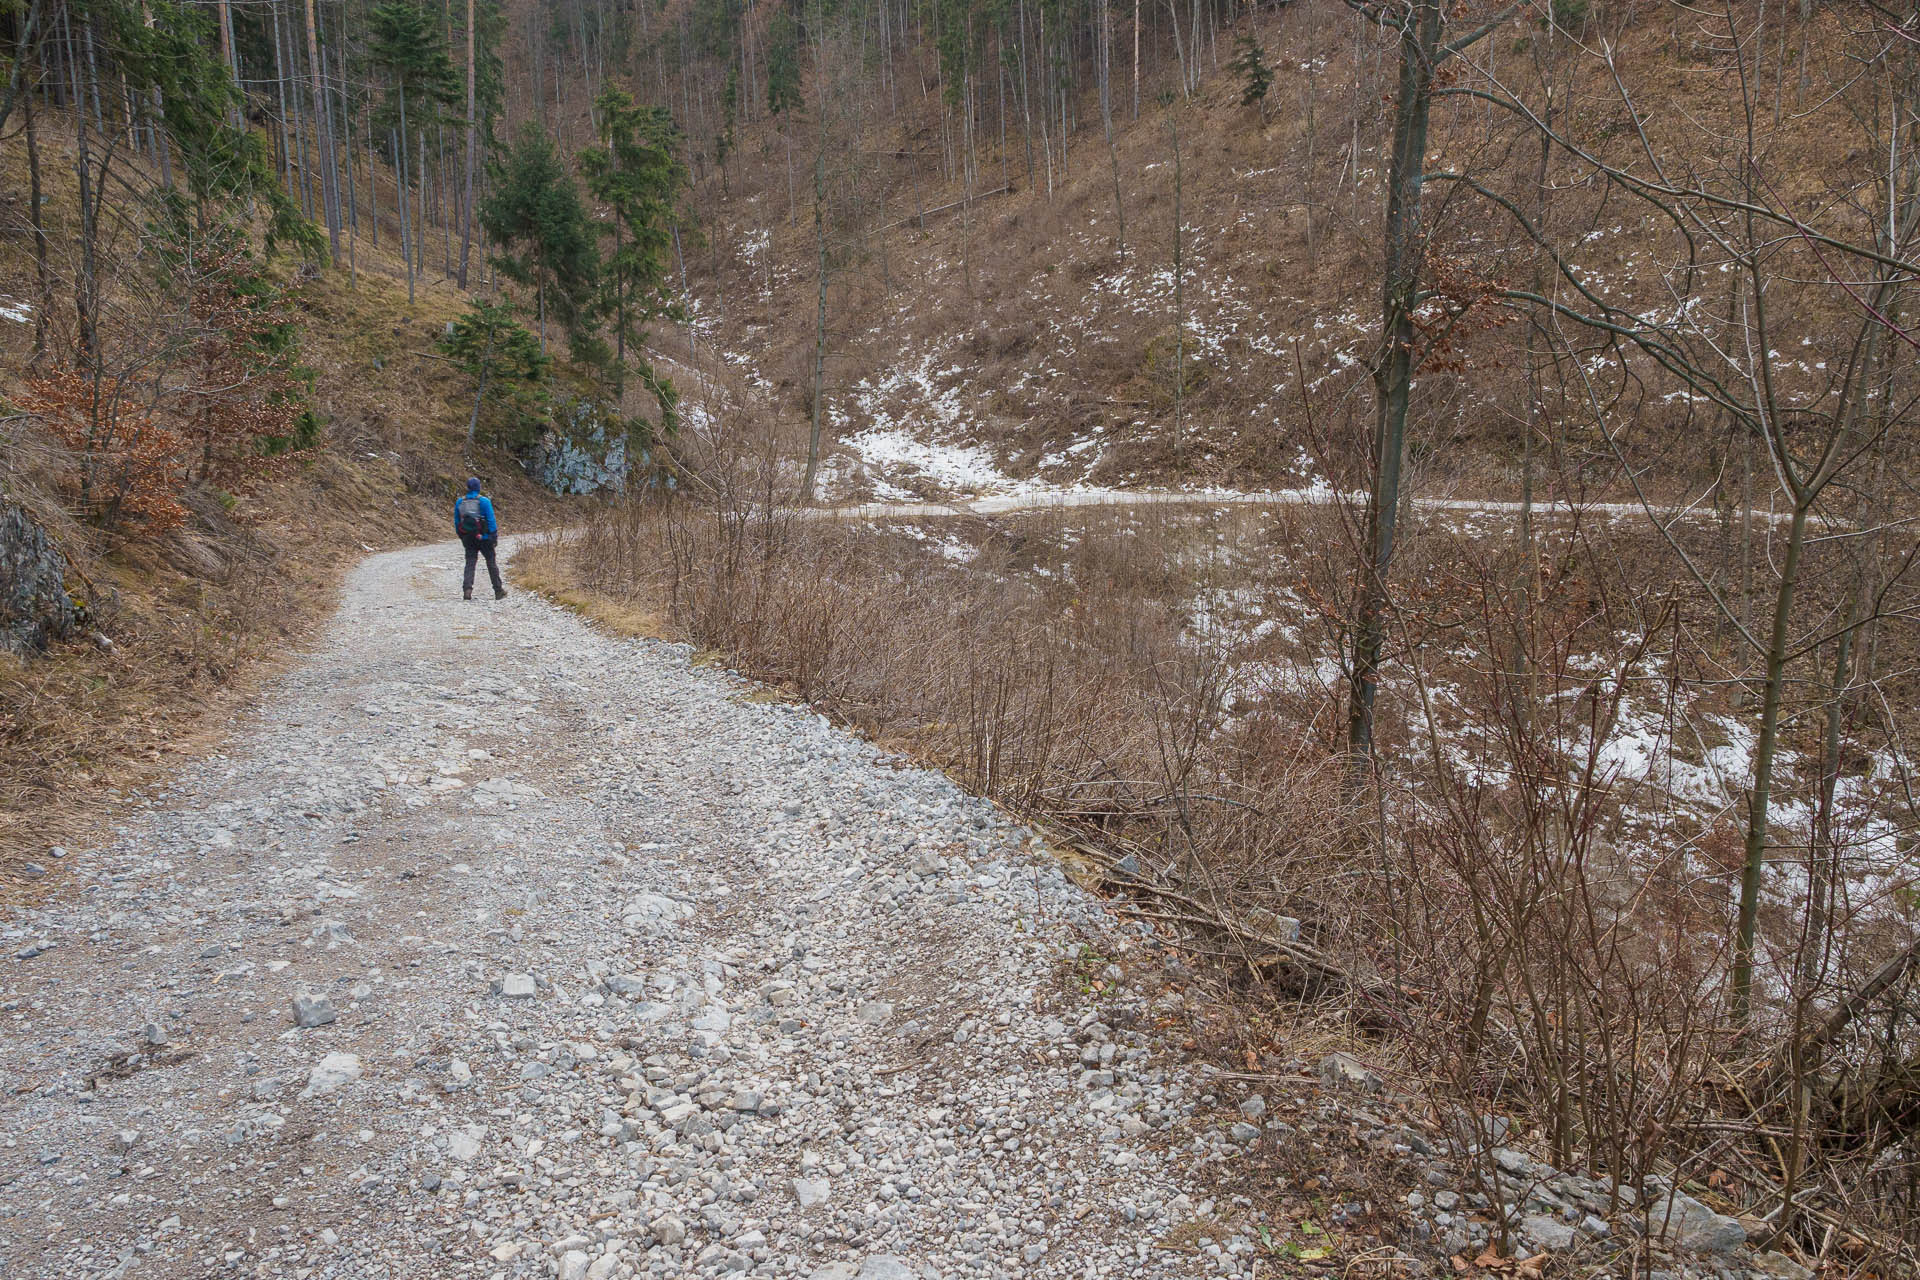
494, 587, 508, 600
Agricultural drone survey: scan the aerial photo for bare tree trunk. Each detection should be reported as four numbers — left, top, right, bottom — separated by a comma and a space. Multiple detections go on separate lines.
459, 0, 476, 289
303, 0, 342, 259
1166, 0, 1188, 100
1098, 0, 1126, 260
1132, 0, 1140, 119
23, 62, 52, 363
802, 148, 829, 504
1167, 111, 1184, 472
67, 5, 98, 363
1347, 0, 1445, 768
1732, 500, 1808, 1023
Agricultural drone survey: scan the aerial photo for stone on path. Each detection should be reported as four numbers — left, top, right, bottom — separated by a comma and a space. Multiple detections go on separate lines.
493, 972, 537, 999
808, 1260, 922, 1280
301, 1052, 362, 1098
291, 991, 336, 1027
445, 1124, 485, 1162
1522, 1215, 1578, 1251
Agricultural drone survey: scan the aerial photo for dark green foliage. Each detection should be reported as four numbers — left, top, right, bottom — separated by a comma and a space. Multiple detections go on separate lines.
1228, 35, 1273, 108
468, 0, 510, 148
935, 0, 985, 108
766, 5, 803, 117
65, 0, 322, 258
439, 298, 552, 445
481, 123, 602, 362
690, 0, 744, 60
367, 1, 461, 149
1549, 0, 1590, 27
579, 89, 689, 425
717, 61, 739, 172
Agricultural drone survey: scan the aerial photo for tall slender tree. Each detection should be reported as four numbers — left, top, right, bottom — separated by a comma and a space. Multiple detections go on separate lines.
481, 122, 599, 357
579, 89, 688, 420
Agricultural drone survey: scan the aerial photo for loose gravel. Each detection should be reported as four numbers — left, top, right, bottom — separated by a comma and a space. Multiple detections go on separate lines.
0, 537, 1257, 1280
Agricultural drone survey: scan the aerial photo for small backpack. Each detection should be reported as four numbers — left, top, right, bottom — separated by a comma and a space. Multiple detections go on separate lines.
456, 494, 487, 536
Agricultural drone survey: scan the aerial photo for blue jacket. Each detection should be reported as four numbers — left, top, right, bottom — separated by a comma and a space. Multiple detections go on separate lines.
454, 492, 498, 539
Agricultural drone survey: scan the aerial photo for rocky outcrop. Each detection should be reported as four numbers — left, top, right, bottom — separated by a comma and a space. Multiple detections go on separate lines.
528, 398, 633, 495
0, 501, 80, 657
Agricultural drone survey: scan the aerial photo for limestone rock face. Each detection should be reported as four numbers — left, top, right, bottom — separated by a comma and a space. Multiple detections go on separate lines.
528, 397, 660, 496
0, 502, 80, 657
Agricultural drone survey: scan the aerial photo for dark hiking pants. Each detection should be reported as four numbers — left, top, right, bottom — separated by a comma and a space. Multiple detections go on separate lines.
462, 535, 504, 595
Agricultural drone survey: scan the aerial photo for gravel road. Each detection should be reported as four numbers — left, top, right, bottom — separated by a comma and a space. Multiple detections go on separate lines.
0, 537, 1255, 1280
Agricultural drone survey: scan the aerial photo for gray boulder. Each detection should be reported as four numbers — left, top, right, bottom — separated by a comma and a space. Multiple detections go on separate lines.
1318, 1051, 1382, 1093
0, 502, 80, 658
1651, 1191, 1746, 1253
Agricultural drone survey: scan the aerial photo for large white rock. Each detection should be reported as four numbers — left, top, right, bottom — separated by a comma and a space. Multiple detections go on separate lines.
302, 1052, 362, 1098
445, 1124, 486, 1162
621, 893, 691, 931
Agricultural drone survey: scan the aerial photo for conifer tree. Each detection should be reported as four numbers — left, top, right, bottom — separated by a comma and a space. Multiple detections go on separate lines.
480, 123, 600, 359
440, 298, 552, 448
579, 89, 689, 423
1228, 35, 1272, 109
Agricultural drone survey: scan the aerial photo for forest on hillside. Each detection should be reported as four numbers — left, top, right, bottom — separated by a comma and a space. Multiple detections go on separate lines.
7, 0, 1920, 1270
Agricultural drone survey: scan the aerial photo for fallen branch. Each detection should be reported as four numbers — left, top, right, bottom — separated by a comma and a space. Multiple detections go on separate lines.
1032, 813, 1394, 1011
879, 185, 1015, 234
1770, 935, 1920, 1080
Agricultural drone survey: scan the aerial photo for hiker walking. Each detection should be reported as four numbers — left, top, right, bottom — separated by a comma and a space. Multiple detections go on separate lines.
455, 477, 507, 601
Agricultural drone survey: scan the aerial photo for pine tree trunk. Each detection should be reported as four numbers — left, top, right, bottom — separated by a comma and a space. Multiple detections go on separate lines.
303, 0, 342, 259
396, 102, 415, 302
459, 0, 476, 289
217, 0, 240, 123
272, 3, 294, 204
418, 130, 428, 282
336, 37, 357, 283
368, 99, 380, 249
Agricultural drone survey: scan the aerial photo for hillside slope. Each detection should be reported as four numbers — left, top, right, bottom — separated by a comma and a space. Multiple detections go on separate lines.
552, 2, 1894, 508
0, 118, 576, 884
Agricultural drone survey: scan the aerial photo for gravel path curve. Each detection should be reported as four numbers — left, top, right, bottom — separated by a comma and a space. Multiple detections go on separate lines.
0, 537, 1251, 1280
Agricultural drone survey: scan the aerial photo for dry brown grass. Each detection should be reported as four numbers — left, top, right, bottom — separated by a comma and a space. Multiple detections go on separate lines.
0, 123, 579, 896
530, 476, 1920, 1266
512, 535, 672, 641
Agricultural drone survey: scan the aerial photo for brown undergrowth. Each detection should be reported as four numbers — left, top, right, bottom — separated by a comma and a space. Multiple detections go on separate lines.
0, 121, 580, 894
521, 483, 1920, 1273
